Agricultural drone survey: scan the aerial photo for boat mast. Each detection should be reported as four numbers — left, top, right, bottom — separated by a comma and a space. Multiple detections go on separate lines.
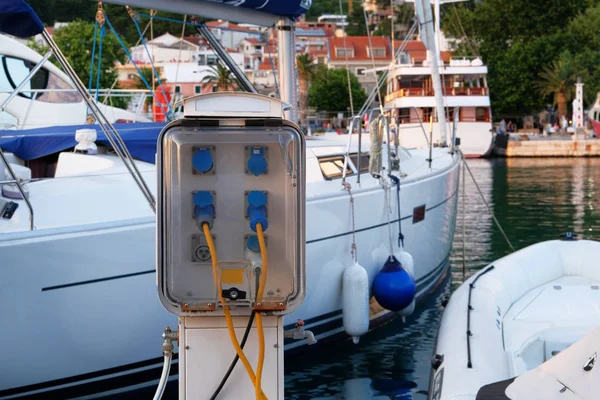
277, 18, 298, 122
414, 0, 447, 145
434, 0, 441, 62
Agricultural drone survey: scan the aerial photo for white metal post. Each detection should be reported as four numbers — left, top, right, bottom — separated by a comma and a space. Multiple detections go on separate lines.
415, 0, 447, 145
277, 18, 297, 123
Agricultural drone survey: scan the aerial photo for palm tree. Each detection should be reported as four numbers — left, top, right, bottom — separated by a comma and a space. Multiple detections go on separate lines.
131, 67, 156, 114
297, 54, 316, 127
535, 55, 585, 122
201, 63, 237, 92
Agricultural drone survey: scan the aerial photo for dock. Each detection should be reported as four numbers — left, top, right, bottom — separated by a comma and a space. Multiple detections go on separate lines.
493, 131, 600, 157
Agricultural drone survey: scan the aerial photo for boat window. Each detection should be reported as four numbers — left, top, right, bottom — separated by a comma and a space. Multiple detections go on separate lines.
349, 153, 370, 172
318, 155, 353, 180
36, 72, 82, 103
475, 107, 489, 122
1, 55, 48, 100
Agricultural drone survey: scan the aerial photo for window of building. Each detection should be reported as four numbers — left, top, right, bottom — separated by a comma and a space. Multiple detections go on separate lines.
175, 85, 182, 93
207, 55, 218, 66
356, 68, 366, 76
212, 85, 218, 93
336, 48, 353, 58
194, 85, 201, 94
368, 47, 386, 57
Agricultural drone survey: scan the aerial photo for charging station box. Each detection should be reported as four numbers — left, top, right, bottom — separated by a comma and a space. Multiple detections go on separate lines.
156, 93, 305, 317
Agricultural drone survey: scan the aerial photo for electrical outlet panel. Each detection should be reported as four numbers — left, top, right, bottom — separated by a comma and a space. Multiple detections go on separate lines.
157, 93, 305, 317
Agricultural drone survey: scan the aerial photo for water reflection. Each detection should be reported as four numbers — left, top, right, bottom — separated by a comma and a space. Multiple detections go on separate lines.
155, 158, 600, 399
285, 277, 450, 400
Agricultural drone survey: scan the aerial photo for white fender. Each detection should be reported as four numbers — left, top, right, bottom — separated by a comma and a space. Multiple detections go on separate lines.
342, 262, 370, 344
394, 249, 416, 318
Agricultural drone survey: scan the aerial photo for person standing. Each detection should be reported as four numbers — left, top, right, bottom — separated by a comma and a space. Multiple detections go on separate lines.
499, 118, 506, 135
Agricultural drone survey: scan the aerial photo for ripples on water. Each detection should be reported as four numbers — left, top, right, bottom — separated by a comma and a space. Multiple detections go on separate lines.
285, 158, 600, 399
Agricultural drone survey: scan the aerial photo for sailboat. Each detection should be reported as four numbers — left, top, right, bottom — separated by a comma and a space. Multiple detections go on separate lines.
0, 0, 460, 398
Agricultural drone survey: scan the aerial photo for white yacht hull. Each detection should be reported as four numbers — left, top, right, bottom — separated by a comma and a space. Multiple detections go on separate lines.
397, 121, 493, 158
0, 150, 459, 398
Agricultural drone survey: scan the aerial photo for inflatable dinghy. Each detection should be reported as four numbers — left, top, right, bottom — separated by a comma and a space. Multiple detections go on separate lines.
429, 236, 600, 400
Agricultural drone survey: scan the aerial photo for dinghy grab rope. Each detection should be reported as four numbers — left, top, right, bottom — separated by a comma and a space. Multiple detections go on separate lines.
466, 265, 495, 368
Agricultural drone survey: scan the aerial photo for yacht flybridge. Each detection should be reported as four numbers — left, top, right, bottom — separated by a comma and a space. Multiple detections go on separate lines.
0, 0, 461, 399
387, 0, 494, 158
385, 55, 493, 157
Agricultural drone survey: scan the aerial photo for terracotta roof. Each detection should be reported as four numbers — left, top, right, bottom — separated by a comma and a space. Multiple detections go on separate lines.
393, 41, 452, 63
395, 41, 427, 52
205, 20, 257, 33
243, 38, 264, 45
258, 58, 277, 71
328, 36, 391, 61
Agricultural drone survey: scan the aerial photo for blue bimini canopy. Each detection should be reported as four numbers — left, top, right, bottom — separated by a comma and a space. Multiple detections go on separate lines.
0, 0, 44, 38
221, 0, 312, 19
0, 122, 166, 164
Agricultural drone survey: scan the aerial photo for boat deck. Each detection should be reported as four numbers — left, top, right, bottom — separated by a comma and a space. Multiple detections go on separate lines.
0, 133, 457, 233
503, 275, 600, 375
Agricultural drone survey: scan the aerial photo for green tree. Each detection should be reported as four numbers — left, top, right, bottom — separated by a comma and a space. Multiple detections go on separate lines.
535, 52, 586, 122
440, 0, 591, 117
309, 66, 367, 113
346, 6, 368, 36
296, 54, 317, 126
26, 1, 193, 44
51, 20, 128, 92
201, 63, 237, 92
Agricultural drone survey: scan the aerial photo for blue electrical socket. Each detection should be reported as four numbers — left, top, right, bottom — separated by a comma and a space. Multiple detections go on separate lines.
192, 146, 215, 175
246, 146, 268, 176
245, 190, 268, 232
193, 190, 215, 229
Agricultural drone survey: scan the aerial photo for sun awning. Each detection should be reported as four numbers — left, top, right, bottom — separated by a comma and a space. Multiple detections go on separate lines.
0, 0, 44, 38
105, 0, 312, 26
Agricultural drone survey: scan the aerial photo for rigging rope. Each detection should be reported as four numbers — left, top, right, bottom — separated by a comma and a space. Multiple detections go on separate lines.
88, 21, 98, 93
95, 24, 105, 102
172, 14, 188, 97
102, 12, 170, 119
382, 179, 394, 254
362, 2, 384, 113
101, 10, 156, 106
263, 34, 280, 99
338, 0, 354, 115
460, 152, 515, 252
127, 6, 173, 120
342, 182, 358, 263
389, 174, 404, 248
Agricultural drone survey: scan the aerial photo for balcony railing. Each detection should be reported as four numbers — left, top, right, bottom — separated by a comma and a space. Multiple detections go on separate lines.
385, 87, 488, 102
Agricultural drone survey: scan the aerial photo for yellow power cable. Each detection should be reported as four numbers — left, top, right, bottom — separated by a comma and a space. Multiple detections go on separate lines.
254, 223, 269, 400
202, 223, 267, 400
